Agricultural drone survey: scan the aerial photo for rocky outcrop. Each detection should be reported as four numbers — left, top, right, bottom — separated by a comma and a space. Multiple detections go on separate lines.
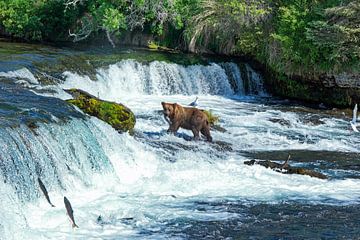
244, 159, 328, 179
65, 89, 136, 133
264, 70, 360, 108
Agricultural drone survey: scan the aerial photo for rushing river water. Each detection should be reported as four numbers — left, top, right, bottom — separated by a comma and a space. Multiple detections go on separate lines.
0, 41, 359, 239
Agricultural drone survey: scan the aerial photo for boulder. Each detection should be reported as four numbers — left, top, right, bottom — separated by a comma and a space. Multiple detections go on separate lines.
65, 89, 135, 133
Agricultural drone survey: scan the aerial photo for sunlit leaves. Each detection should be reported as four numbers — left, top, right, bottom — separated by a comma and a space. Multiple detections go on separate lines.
102, 8, 126, 31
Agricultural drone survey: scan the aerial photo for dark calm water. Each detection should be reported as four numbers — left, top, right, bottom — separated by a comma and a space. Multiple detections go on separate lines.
0, 41, 359, 239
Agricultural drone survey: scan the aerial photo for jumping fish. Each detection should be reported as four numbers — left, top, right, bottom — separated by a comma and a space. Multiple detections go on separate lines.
37, 178, 55, 207
64, 196, 79, 228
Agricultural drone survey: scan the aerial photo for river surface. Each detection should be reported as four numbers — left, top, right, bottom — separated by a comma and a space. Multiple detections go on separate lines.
0, 41, 359, 239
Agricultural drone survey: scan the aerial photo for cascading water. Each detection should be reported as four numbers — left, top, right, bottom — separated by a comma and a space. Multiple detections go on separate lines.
61, 60, 265, 99
1, 46, 360, 239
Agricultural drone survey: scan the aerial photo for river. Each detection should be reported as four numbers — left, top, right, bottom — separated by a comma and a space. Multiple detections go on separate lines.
0, 41, 359, 239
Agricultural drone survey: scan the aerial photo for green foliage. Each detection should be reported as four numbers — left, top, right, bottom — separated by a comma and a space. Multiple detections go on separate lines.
102, 8, 126, 31
0, 0, 80, 41
268, 0, 359, 74
184, 0, 270, 54
0, 0, 358, 77
305, 1, 360, 72
182, 0, 359, 76
0, 0, 43, 40
202, 110, 219, 126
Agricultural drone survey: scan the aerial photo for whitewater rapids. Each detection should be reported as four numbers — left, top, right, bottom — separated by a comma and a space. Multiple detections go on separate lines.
0, 59, 359, 239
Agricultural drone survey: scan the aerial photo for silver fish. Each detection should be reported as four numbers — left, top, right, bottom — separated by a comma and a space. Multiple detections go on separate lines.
38, 178, 55, 207
64, 196, 79, 228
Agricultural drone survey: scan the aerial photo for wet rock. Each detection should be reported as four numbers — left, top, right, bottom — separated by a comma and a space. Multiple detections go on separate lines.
264, 71, 360, 108
211, 140, 233, 151
268, 118, 291, 127
65, 89, 136, 133
244, 159, 328, 179
300, 115, 325, 126
25, 120, 39, 136
211, 125, 227, 133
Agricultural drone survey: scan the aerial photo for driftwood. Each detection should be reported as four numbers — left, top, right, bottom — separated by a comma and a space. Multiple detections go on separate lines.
244, 155, 328, 179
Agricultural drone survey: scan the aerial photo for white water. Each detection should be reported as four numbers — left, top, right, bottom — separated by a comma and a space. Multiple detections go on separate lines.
1, 61, 360, 239
61, 60, 266, 98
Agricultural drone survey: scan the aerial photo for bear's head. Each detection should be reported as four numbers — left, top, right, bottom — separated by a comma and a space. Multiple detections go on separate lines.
161, 102, 175, 118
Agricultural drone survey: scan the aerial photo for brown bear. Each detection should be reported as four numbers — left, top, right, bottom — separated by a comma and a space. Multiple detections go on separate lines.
161, 102, 212, 142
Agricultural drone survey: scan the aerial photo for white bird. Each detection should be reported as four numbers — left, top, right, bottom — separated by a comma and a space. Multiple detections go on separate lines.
350, 104, 359, 132
189, 97, 198, 107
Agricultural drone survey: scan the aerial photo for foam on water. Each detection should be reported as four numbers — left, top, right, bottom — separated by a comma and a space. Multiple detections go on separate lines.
0, 68, 38, 85
0, 61, 360, 239
61, 60, 257, 99
15, 116, 360, 239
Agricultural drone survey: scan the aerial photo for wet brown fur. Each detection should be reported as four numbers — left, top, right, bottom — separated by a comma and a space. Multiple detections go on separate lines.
161, 102, 212, 142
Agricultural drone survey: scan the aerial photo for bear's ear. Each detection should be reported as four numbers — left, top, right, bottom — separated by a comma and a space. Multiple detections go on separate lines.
161, 102, 166, 107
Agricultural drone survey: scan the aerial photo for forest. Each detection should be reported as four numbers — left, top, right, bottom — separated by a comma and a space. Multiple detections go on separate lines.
0, 0, 359, 78
1, 1, 360, 239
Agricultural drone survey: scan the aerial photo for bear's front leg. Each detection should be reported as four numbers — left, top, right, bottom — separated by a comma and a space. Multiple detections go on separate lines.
168, 121, 181, 134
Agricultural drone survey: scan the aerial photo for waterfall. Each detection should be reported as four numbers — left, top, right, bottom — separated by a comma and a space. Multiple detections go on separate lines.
61, 60, 267, 99
0, 58, 294, 239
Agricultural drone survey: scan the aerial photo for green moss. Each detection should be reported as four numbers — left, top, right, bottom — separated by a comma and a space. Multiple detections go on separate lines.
31, 48, 209, 83
202, 110, 219, 126
66, 89, 135, 132
84, 50, 208, 67
148, 41, 159, 50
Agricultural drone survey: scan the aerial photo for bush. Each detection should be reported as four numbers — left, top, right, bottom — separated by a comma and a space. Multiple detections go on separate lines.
202, 110, 219, 126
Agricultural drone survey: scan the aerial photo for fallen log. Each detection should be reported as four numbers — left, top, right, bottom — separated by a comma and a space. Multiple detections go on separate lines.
244, 155, 328, 179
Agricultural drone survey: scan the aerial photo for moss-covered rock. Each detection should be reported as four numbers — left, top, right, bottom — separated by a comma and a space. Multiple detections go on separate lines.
65, 89, 135, 133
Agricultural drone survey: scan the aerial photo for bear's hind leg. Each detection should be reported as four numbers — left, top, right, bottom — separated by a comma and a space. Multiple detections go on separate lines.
201, 126, 212, 142
191, 127, 200, 141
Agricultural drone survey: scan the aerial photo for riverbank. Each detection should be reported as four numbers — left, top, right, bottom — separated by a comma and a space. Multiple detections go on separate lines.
1, 0, 359, 107
1, 36, 358, 109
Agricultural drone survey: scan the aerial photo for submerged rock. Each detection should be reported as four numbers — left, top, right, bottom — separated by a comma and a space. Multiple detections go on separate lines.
244, 159, 328, 179
268, 118, 292, 127
65, 89, 136, 133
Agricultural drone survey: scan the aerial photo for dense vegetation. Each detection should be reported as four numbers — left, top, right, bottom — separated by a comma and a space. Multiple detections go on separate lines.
0, 0, 359, 77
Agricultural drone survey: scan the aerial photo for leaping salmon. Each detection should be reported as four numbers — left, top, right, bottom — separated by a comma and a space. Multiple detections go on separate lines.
64, 196, 79, 228
37, 178, 55, 207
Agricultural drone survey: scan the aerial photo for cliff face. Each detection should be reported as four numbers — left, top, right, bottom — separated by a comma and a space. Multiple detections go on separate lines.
264, 70, 360, 107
